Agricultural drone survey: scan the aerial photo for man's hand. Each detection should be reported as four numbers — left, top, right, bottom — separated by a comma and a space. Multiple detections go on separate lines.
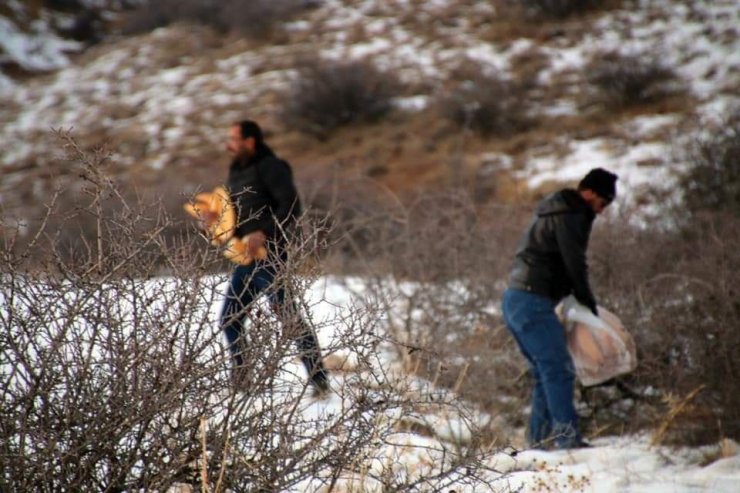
589, 303, 599, 317
223, 232, 267, 265
246, 230, 267, 257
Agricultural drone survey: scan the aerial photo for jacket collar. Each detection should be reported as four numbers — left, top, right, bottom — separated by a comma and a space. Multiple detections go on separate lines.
537, 188, 595, 221
231, 143, 276, 169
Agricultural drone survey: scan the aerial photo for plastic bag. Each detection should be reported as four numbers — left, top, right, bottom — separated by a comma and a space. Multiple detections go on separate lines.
558, 295, 637, 386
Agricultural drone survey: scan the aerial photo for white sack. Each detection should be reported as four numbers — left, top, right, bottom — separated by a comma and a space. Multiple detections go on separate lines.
558, 295, 637, 387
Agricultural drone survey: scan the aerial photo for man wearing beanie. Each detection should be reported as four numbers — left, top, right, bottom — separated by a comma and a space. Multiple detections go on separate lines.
502, 167, 618, 449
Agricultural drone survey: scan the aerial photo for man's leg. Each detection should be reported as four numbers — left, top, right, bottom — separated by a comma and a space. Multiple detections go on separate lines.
533, 324, 581, 448
220, 264, 258, 373
503, 289, 553, 446
529, 378, 553, 445
503, 289, 580, 448
269, 286, 329, 391
295, 319, 329, 392
519, 298, 581, 448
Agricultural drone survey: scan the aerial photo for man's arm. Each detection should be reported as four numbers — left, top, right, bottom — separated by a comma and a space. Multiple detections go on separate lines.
554, 213, 598, 314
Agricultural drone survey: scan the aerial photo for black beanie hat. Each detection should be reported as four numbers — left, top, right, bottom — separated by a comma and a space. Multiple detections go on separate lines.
578, 168, 618, 202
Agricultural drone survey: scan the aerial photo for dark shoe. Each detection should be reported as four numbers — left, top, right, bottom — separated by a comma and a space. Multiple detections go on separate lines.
556, 439, 592, 450
311, 384, 331, 399
310, 373, 331, 399
309, 364, 330, 390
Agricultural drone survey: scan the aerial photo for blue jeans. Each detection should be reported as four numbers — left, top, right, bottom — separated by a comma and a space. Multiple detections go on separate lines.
502, 288, 581, 448
220, 255, 327, 388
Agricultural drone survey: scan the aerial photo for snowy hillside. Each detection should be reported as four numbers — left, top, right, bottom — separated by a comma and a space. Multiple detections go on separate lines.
0, 0, 738, 223
0, 0, 135, 89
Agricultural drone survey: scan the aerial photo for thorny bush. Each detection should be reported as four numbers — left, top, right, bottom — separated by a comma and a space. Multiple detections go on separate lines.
517, 0, 600, 19
122, 0, 313, 40
306, 177, 534, 439
679, 108, 740, 218
0, 135, 501, 491
281, 58, 401, 139
436, 61, 531, 137
588, 210, 740, 445
585, 50, 682, 109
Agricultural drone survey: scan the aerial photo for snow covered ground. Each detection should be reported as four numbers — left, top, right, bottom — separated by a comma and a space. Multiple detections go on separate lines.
196, 276, 740, 491
2, 267, 738, 491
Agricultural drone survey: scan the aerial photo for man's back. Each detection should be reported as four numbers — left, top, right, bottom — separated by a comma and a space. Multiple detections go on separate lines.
508, 188, 596, 309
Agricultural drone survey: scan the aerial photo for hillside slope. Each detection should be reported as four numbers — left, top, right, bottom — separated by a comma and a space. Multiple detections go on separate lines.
1, 0, 738, 226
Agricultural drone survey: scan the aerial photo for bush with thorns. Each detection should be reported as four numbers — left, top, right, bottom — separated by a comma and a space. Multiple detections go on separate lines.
585, 50, 682, 109
518, 0, 600, 19
679, 108, 740, 218
281, 58, 401, 139
122, 0, 313, 40
0, 134, 503, 491
436, 62, 531, 137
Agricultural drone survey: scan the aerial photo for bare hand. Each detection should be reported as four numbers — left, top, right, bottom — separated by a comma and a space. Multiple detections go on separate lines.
246, 230, 266, 257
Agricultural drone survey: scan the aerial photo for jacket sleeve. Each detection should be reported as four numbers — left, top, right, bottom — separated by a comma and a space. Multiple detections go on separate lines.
554, 213, 598, 313
257, 157, 301, 238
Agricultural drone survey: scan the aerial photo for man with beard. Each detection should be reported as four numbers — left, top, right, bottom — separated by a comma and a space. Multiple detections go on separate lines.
220, 120, 329, 396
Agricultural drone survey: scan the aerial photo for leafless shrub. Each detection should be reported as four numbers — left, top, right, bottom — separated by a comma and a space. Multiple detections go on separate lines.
43, 0, 82, 8
280, 58, 402, 138
518, 0, 600, 19
1, 134, 500, 490
219, 0, 317, 40
588, 213, 740, 445
121, 0, 208, 34
122, 0, 311, 39
307, 177, 532, 440
678, 109, 740, 217
585, 51, 682, 109
436, 62, 531, 137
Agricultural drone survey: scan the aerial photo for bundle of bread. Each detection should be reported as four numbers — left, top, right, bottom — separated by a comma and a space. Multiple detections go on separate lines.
183, 186, 267, 265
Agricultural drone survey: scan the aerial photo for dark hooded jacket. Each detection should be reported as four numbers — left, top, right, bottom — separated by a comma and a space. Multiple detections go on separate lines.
227, 143, 301, 245
508, 188, 598, 312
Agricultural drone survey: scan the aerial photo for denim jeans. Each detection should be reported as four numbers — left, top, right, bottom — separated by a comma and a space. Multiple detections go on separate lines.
220, 255, 327, 389
502, 288, 581, 448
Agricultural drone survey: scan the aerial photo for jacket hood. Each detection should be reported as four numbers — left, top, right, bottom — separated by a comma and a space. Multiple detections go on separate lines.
536, 188, 593, 219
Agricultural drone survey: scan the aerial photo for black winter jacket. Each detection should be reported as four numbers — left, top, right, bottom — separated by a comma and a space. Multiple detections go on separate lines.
227, 144, 301, 244
508, 189, 598, 312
